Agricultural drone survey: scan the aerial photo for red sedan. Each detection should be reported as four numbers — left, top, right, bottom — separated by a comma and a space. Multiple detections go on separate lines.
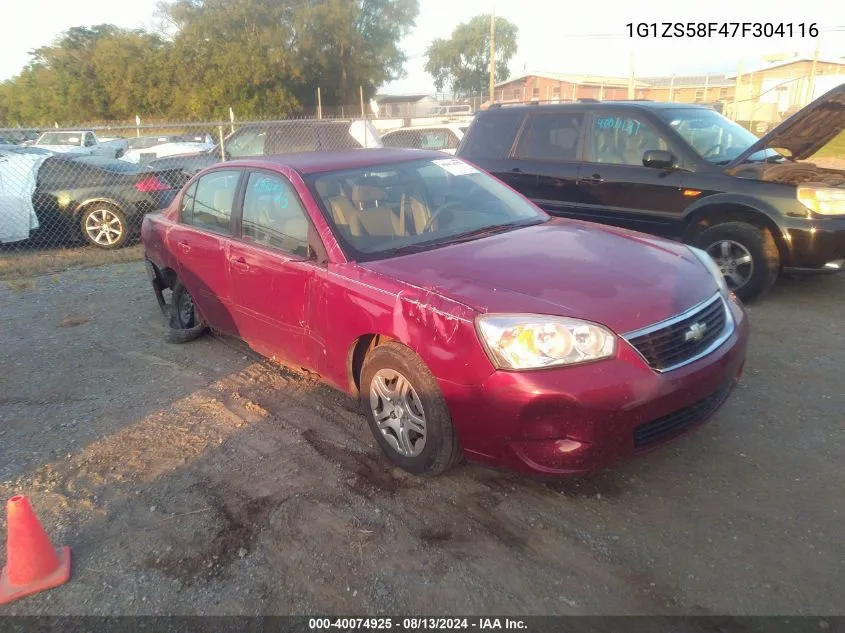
141, 149, 749, 477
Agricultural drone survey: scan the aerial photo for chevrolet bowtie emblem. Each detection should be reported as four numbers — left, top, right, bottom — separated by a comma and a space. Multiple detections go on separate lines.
684, 322, 707, 342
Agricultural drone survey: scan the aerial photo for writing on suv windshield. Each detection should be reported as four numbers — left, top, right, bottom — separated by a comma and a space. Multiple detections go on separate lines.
307, 158, 546, 261
657, 108, 783, 164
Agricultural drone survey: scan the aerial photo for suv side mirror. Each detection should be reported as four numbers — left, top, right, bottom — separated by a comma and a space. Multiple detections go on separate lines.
643, 149, 677, 170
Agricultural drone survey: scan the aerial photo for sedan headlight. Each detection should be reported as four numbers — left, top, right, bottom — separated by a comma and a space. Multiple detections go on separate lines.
797, 186, 845, 216
476, 315, 616, 370
688, 246, 729, 296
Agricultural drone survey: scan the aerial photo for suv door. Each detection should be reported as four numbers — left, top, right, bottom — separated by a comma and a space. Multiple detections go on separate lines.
168, 169, 243, 333
509, 110, 590, 215
457, 109, 526, 191
576, 111, 688, 237
228, 169, 323, 367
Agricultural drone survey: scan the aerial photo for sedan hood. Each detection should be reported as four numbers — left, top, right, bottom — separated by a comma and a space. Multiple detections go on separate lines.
726, 81, 845, 167
362, 219, 720, 335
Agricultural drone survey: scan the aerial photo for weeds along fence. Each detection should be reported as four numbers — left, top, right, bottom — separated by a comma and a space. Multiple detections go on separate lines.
0, 113, 476, 254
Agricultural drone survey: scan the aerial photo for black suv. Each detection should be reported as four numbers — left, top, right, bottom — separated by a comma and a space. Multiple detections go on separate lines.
148, 118, 382, 188
457, 85, 845, 301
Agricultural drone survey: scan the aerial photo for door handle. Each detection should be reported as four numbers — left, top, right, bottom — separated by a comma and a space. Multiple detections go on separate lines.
230, 256, 250, 271
177, 241, 191, 253
511, 167, 523, 173
581, 173, 604, 184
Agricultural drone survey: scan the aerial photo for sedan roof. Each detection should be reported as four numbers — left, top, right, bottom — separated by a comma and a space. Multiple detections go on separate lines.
223, 148, 448, 175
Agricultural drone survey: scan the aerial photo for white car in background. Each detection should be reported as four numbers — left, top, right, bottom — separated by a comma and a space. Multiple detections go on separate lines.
120, 134, 216, 165
379, 123, 469, 155
32, 130, 127, 158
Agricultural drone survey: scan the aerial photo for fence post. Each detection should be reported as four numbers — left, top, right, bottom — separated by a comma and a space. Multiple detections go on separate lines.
360, 86, 365, 117
317, 87, 322, 119
229, 107, 235, 134
218, 125, 226, 161
135, 115, 141, 137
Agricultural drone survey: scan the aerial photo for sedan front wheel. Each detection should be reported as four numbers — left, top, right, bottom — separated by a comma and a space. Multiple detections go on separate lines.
360, 341, 461, 476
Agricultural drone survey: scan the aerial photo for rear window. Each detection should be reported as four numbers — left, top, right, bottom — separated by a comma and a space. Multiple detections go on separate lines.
458, 111, 524, 159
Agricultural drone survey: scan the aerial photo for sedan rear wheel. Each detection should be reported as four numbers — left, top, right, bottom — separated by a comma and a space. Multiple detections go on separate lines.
81, 206, 128, 249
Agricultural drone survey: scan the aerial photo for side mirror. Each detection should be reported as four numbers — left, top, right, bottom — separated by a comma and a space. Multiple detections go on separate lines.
643, 149, 677, 170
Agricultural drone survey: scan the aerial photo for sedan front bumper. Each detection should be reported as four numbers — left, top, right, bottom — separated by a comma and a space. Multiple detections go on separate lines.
439, 295, 749, 476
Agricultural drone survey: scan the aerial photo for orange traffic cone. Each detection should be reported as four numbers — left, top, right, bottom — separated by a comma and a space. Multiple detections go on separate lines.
0, 495, 70, 605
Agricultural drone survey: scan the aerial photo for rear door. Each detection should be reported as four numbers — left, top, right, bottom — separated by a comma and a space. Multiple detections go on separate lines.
168, 168, 243, 333
228, 169, 322, 368
509, 110, 590, 214
575, 110, 688, 237
457, 109, 527, 191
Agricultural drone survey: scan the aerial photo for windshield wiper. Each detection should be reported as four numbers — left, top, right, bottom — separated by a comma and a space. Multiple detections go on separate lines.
387, 221, 537, 256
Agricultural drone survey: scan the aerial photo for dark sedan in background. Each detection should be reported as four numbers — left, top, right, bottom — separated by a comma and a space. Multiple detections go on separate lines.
31, 154, 177, 249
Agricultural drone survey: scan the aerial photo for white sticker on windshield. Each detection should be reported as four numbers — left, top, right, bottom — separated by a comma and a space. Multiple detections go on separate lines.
432, 158, 479, 176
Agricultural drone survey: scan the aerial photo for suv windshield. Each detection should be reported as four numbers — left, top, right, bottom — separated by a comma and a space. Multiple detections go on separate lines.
37, 132, 82, 146
307, 158, 546, 261
656, 108, 783, 165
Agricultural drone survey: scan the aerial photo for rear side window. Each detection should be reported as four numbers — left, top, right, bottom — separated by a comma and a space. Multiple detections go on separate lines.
317, 124, 361, 150
518, 113, 584, 161
459, 112, 524, 159
382, 130, 422, 149
183, 170, 241, 234
265, 124, 318, 154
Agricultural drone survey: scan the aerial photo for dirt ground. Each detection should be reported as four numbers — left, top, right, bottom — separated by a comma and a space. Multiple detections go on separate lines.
0, 260, 843, 616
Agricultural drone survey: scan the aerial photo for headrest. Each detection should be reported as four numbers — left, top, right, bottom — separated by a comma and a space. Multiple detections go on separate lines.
351, 184, 386, 207
316, 179, 341, 198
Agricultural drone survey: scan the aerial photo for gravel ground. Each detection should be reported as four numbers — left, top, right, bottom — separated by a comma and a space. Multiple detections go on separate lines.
0, 261, 843, 616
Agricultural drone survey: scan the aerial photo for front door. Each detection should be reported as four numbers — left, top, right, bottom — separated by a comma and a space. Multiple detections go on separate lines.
575, 111, 688, 238
228, 170, 319, 367
169, 168, 243, 333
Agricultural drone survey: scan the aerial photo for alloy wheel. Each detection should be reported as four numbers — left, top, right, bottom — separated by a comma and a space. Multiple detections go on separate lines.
707, 239, 754, 290
85, 209, 124, 247
369, 368, 427, 457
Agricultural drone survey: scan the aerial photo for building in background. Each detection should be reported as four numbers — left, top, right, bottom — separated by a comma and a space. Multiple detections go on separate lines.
492, 72, 647, 103
726, 57, 845, 132
374, 94, 439, 118
484, 58, 845, 132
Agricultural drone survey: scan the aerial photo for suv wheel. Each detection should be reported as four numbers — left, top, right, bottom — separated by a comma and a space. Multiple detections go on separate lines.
692, 221, 780, 302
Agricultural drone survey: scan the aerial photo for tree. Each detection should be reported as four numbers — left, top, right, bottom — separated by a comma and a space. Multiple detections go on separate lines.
0, 0, 419, 125
424, 15, 518, 99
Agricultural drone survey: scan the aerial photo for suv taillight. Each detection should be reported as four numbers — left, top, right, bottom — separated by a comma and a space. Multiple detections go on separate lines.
135, 175, 171, 192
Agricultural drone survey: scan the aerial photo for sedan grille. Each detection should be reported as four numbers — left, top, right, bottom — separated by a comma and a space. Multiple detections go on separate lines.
624, 294, 731, 372
634, 381, 732, 448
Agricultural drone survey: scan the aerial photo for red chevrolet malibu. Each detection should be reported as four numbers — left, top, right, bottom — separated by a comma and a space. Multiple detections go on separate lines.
142, 149, 748, 477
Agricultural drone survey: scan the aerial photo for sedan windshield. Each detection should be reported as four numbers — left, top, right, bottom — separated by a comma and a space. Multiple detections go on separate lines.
37, 132, 82, 146
656, 108, 783, 164
307, 158, 547, 260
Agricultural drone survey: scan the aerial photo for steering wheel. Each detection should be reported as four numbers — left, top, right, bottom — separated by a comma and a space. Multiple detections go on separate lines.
703, 143, 723, 159
421, 200, 463, 234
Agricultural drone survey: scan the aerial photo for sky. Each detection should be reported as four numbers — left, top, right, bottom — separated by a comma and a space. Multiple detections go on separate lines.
3, 0, 843, 93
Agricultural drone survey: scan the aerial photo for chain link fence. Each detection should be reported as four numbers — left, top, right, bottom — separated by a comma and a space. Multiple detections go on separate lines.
0, 114, 466, 254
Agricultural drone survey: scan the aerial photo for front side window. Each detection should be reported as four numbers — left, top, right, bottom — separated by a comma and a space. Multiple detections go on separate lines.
519, 113, 583, 161
382, 130, 421, 149
307, 158, 546, 261
226, 128, 266, 158
587, 114, 671, 165
241, 172, 309, 257
184, 170, 240, 234
656, 107, 782, 164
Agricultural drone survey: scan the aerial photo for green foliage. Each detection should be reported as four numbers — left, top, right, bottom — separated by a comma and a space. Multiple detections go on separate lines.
424, 14, 518, 99
0, 0, 419, 125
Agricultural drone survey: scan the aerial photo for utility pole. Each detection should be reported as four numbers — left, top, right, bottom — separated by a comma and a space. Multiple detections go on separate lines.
806, 39, 821, 104
488, 6, 496, 104
627, 52, 636, 99
731, 60, 743, 121
668, 74, 675, 101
